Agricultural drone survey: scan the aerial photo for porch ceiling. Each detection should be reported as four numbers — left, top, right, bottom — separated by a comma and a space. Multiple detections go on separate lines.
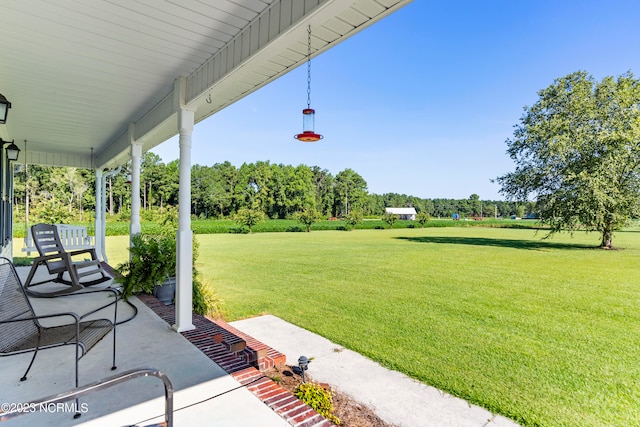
0, 0, 411, 170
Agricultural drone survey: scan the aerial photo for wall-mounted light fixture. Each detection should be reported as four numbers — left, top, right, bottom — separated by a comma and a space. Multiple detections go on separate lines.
0, 93, 11, 124
0, 138, 21, 161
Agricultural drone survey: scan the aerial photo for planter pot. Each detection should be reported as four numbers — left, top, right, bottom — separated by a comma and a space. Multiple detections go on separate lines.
153, 276, 176, 305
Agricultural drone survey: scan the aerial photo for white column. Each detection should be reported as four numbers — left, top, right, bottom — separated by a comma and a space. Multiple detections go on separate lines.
174, 107, 195, 332
94, 168, 103, 260
130, 136, 143, 241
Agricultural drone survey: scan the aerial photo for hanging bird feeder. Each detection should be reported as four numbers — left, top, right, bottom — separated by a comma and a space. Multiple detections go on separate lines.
295, 26, 323, 142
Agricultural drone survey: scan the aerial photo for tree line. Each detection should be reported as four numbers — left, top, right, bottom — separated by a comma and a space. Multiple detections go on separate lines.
11, 152, 526, 224
14, 70, 640, 248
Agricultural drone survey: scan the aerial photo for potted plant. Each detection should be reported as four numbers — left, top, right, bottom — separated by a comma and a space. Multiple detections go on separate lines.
116, 209, 178, 304
115, 208, 222, 314
115, 232, 176, 303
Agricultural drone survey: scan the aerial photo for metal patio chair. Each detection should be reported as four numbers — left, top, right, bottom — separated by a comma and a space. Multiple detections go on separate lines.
0, 257, 117, 398
24, 223, 111, 297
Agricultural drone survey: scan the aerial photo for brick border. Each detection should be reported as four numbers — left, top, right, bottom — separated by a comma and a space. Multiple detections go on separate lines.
137, 294, 332, 427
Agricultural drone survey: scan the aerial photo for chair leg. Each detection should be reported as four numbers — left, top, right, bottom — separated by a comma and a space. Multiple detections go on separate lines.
74, 341, 81, 419
20, 349, 39, 381
111, 301, 118, 371
66, 254, 83, 289
23, 262, 42, 290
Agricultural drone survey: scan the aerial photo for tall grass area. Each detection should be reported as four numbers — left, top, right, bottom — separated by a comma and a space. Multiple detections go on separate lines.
195, 228, 639, 427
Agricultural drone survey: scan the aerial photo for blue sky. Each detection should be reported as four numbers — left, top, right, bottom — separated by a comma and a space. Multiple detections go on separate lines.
152, 0, 640, 200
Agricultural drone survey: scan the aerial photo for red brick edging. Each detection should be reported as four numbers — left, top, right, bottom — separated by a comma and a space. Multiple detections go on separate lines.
137, 294, 332, 427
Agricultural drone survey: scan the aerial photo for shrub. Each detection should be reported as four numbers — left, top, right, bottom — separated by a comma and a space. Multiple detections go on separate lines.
416, 211, 431, 228
295, 207, 321, 232
192, 275, 225, 318
382, 212, 399, 229
115, 233, 176, 299
342, 210, 363, 230
234, 208, 265, 233
293, 382, 341, 425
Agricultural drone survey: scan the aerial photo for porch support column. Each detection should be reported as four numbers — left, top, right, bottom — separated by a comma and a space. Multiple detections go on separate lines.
94, 168, 104, 260
130, 126, 142, 241
174, 106, 195, 332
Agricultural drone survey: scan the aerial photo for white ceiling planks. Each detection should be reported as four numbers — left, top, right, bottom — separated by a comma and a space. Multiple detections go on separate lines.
0, 0, 412, 169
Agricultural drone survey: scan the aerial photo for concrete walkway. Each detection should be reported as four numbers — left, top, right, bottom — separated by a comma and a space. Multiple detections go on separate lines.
231, 315, 520, 427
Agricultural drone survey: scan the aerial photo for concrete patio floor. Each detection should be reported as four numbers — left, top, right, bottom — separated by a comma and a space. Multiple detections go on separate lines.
0, 266, 289, 427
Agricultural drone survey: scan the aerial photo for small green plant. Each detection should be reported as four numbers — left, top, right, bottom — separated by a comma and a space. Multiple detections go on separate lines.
270, 374, 282, 384
192, 274, 225, 318
416, 211, 431, 228
115, 233, 176, 299
115, 208, 189, 301
293, 382, 341, 425
382, 212, 399, 229
234, 208, 265, 233
295, 207, 321, 232
342, 209, 363, 231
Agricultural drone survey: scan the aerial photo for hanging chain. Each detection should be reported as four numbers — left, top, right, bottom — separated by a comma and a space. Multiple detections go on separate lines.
306, 25, 312, 109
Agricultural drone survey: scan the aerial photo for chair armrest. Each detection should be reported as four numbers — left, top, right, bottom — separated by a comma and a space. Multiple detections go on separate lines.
1, 311, 81, 326
32, 252, 71, 263
53, 288, 120, 324
67, 247, 98, 259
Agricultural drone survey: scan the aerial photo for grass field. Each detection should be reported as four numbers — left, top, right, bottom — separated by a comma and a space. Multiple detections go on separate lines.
193, 227, 639, 427
13, 226, 640, 426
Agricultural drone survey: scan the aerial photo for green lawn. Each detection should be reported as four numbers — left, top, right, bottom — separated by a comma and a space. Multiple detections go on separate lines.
194, 227, 639, 427
15, 226, 638, 426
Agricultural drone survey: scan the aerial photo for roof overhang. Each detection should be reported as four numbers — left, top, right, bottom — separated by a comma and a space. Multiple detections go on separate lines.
0, 0, 412, 170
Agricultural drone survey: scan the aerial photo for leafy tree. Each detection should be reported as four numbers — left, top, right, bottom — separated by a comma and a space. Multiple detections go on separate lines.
191, 164, 213, 217
469, 194, 481, 217
214, 161, 239, 216
311, 166, 335, 217
197, 161, 238, 218
334, 169, 368, 216
235, 162, 264, 213
497, 71, 640, 248
141, 152, 162, 209
158, 160, 179, 207
343, 209, 363, 230
295, 207, 321, 232
234, 208, 265, 233
382, 212, 399, 229
416, 211, 431, 228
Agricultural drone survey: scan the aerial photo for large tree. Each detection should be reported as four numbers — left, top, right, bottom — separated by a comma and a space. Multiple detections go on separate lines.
497, 71, 640, 248
333, 168, 368, 217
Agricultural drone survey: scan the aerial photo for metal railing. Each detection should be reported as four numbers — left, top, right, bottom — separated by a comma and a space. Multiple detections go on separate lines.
0, 368, 173, 426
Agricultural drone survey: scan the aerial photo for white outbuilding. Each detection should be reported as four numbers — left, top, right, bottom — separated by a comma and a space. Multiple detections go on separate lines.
385, 207, 417, 220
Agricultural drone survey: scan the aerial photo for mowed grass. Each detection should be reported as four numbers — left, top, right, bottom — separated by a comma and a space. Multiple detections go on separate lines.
194, 227, 640, 427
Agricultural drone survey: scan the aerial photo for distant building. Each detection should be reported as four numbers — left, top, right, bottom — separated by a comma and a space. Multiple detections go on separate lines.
385, 207, 417, 220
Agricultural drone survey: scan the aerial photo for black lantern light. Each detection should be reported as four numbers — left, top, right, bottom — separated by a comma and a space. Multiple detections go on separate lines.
1, 139, 21, 161
0, 93, 11, 124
